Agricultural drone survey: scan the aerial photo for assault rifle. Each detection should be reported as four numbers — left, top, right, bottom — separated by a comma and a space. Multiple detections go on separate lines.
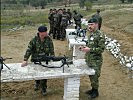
81, 37, 88, 45
32, 53, 73, 73
0, 57, 12, 71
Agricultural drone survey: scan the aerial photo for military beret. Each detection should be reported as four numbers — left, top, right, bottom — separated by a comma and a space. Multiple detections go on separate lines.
97, 9, 100, 12
38, 26, 47, 32
88, 18, 98, 23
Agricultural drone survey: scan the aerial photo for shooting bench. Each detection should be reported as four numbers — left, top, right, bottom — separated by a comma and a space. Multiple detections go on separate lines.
1, 59, 95, 100
66, 29, 76, 41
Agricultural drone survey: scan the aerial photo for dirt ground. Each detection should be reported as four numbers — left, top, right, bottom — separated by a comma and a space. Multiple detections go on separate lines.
1, 9, 133, 100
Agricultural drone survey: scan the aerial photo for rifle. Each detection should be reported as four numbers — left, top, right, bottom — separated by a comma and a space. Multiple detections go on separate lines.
32, 53, 73, 73
0, 57, 12, 71
81, 37, 88, 45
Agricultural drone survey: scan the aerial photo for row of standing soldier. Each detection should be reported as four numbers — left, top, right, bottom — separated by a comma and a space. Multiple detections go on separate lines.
48, 8, 70, 41
48, 9, 83, 41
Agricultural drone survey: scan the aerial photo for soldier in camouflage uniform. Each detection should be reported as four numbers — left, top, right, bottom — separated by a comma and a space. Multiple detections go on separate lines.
73, 10, 83, 29
57, 9, 63, 40
67, 9, 72, 25
79, 18, 105, 98
60, 8, 69, 40
53, 9, 61, 39
21, 26, 54, 96
48, 9, 54, 36
92, 9, 102, 30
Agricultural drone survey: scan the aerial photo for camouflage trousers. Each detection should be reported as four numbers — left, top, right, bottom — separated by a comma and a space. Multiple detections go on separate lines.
98, 23, 102, 30
75, 21, 81, 29
35, 79, 47, 89
53, 26, 60, 39
60, 25, 67, 39
49, 23, 54, 36
88, 59, 102, 89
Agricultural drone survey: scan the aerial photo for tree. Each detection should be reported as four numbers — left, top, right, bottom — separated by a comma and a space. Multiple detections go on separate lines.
39, 0, 47, 9
64, 0, 67, 7
79, 0, 85, 8
84, 1, 92, 11
128, 0, 133, 3
68, 0, 72, 6
120, 0, 125, 3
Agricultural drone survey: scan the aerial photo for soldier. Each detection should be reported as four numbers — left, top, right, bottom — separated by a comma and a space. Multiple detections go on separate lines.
67, 9, 72, 25
79, 18, 105, 98
21, 26, 55, 96
73, 10, 83, 29
53, 9, 60, 39
57, 8, 63, 40
48, 9, 54, 36
92, 9, 102, 30
60, 8, 69, 40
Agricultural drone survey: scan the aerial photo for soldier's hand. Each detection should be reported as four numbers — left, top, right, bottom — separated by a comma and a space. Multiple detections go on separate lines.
80, 46, 90, 52
21, 61, 28, 67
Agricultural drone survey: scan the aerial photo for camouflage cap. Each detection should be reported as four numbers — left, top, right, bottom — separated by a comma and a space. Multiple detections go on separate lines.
88, 18, 98, 23
38, 26, 47, 32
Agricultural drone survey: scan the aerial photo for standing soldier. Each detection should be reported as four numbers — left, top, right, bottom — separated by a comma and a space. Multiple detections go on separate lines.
56, 9, 63, 40
53, 9, 58, 39
92, 9, 102, 30
73, 10, 83, 29
79, 18, 105, 98
67, 9, 72, 25
21, 26, 55, 96
60, 8, 69, 41
48, 9, 54, 36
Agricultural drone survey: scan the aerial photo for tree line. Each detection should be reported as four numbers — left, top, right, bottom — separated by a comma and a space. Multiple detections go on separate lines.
120, 0, 133, 3
1, 0, 132, 10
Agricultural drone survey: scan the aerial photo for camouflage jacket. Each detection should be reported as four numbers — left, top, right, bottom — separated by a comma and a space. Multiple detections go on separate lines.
85, 30, 105, 65
60, 13, 69, 26
73, 13, 83, 22
67, 11, 72, 19
53, 13, 60, 27
24, 34, 54, 61
48, 12, 54, 24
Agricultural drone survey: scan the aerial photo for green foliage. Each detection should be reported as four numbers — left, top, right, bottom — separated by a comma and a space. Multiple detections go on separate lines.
120, 0, 133, 3
79, 0, 85, 8
120, 0, 125, 3
1, 10, 49, 30
84, 1, 92, 11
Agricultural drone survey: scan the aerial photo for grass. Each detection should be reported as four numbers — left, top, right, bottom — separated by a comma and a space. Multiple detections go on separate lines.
1, 9, 49, 31
1, 7, 95, 31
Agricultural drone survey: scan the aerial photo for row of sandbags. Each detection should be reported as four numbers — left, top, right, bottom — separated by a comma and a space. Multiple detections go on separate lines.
105, 35, 133, 78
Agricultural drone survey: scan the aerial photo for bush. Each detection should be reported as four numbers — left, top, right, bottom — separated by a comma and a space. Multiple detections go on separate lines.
84, 1, 92, 11
1, 9, 49, 30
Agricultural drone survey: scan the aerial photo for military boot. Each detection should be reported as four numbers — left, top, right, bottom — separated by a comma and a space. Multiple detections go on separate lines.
34, 80, 40, 91
41, 88, 47, 96
85, 88, 94, 95
90, 89, 99, 98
